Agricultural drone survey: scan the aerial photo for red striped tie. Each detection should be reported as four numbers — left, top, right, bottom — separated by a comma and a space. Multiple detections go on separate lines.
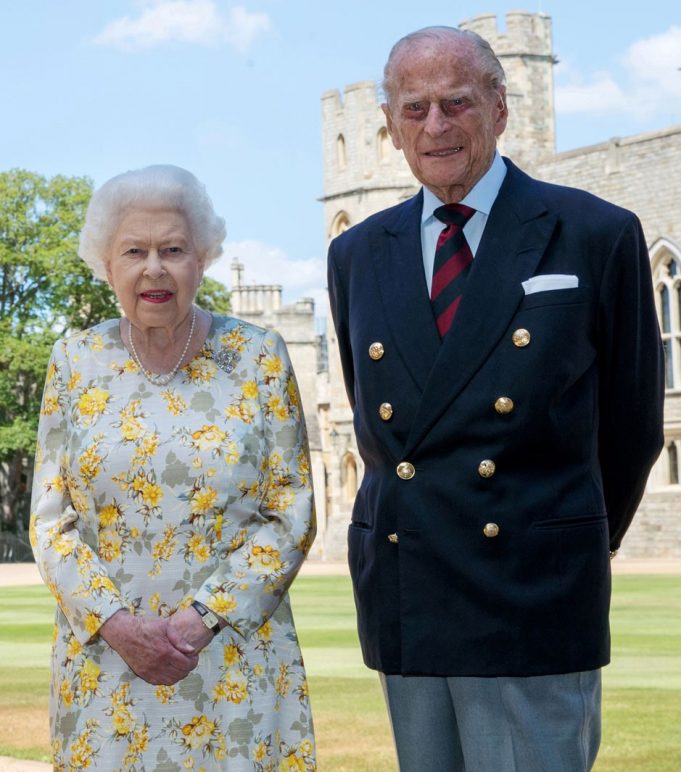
431, 203, 476, 337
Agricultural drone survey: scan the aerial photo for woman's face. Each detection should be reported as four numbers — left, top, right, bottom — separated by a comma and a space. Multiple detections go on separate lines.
106, 208, 204, 332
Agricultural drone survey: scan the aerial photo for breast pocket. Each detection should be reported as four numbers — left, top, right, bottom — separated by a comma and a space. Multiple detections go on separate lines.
518, 286, 592, 311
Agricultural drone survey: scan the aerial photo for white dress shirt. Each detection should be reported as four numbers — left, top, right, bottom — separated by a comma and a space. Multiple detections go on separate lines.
420, 152, 507, 295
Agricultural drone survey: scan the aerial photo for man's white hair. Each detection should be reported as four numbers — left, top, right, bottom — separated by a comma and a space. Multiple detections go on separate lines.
79, 164, 226, 280
382, 25, 506, 106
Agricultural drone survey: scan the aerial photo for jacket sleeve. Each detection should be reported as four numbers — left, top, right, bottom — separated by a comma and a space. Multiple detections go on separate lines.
193, 330, 316, 638
30, 339, 126, 645
327, 238, 356, 410
596, 214, 665, 550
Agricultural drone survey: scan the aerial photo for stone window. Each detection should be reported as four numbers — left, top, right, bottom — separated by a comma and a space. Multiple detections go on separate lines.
652, 243, 681, 390
669, 442, 680, 485
330, 211, 351, 239
378, 126, 390, 162
342, 453, 358, 501
337, 134, 347, 169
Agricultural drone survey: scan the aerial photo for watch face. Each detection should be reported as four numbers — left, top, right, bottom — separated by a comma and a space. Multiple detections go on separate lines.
203, 611, 219, 629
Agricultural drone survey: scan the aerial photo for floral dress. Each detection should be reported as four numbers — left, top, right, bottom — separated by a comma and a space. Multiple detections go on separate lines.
30, 315, 316, 771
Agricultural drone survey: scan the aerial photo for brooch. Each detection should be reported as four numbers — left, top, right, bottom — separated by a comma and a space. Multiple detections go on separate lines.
214, 347, 241, 374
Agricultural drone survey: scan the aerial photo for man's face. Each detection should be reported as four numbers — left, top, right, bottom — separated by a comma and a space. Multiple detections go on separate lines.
382, 39, 507, 203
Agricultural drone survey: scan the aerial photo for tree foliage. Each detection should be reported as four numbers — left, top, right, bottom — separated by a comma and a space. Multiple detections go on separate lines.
0, 169, 230, 534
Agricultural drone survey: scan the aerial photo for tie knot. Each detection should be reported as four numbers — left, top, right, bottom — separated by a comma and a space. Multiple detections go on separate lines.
434, 203, 476, 227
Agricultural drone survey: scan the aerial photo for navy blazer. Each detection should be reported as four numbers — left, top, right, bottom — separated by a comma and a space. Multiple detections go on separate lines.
327, 159, 665, 677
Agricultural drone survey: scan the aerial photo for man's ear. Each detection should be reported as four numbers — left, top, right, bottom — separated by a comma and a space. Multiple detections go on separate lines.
381, 103, 402, 150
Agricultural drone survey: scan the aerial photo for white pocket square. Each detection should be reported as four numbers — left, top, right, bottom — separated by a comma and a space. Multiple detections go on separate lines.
522, 274, 579, 294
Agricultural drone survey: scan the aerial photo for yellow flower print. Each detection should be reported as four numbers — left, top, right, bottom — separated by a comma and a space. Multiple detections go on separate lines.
120, 419, 144, 442
41, 391, 60, 416
90, 574, 116, 595
254, 740, 269, 761
67, 371, 82, 391
212, 592, 237, 616
266, 394, 289, 421
98, 503, 120, 528
69, 486, 90, 516
88, 333, 104, 352
50, 529, 76, 558
192, 457, 203, 468
112, 702, 136, 737
286, 376, 300, 408
59, 678, 75, 707
253, 663, 264, 677
180, 715, 218, 751
67, 635, 83, 660
79, 658, 102, 697
262, 354, 284, 379
84, 612, 102, 637
279, 752, 306, 772
221, 327, 248, 352
46, 361, 58, 383
130, 527, 139, 539
150, 526, 178, 576
242, 380, 258, 399
185, 357, 217, 384
69, 724, 98, 768
257, 620, 272, 641
79, 440, 105, 488
299, 740, 313, 756
77, 386, 110, 423
185, 533, 211, 563
161, 388, 187, 416
141, 481, 163, 508
191, 425, 227, 451
223, 643, 241, 667
191, 485, 218, 515
275, 663, 291, 698
213, 675, 249, 704
248, 544, 283, 574
123, 724, 150, 766
99, 528, 123, 562
155, 684, 175, 704
149, 592, 161, 611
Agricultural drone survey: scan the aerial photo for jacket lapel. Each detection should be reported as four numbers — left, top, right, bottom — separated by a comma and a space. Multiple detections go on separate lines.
372, 191, 441, 392
403, 161, 559, 454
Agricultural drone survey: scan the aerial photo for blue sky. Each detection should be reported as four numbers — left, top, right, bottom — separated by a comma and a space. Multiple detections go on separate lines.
2, 1, 680, 314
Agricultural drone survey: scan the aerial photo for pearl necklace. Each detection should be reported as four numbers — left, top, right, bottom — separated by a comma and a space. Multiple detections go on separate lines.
127, 307, 196, 386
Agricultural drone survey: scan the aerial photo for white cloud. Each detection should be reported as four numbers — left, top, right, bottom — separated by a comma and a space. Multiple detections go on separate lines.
555, 25, 681, 118
207, 239, 328, 316
93, 0, 270, 52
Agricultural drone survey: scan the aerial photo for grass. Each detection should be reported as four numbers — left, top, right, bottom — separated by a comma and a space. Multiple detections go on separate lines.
1, 575, 680, 769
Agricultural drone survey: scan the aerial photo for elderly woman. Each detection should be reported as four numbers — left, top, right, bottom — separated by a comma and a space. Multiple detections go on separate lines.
30, 165, 316, 770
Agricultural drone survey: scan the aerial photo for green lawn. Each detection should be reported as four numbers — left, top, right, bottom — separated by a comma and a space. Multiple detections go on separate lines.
1, 575, 680, 769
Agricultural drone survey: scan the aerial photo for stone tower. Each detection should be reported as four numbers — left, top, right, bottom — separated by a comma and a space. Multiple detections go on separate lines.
460, 12, 555, 171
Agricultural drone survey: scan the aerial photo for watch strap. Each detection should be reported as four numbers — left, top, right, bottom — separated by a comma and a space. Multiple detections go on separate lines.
191, 600, 221, 635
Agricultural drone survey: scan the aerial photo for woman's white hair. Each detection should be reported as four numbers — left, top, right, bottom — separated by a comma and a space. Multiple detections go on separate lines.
78, 164, 226, 280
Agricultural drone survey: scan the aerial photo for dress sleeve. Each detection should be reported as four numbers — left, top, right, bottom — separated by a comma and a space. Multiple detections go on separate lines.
30, 339, 126, 645
193, 329, 316, 638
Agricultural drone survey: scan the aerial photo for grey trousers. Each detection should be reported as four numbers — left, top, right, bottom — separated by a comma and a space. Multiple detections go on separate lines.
380, 670, 601, 772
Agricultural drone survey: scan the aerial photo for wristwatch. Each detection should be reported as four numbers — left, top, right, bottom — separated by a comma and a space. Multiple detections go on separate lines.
191, 600, 221, 635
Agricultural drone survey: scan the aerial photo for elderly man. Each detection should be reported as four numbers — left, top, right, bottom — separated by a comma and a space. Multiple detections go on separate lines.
327, 26, 664, 771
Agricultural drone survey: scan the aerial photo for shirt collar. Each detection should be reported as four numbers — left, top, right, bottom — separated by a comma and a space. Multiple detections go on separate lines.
421, 152, 507, 225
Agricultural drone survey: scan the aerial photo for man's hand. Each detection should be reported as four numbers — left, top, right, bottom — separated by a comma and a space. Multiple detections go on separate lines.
99, 610, 199, 685
167, 606, 216, 655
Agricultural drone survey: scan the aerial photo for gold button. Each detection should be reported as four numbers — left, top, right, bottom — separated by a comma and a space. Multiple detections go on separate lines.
494, 397, 514, 414
483, 523, 500, 538
379, 402, 393, 421
478, 459, 496, 478
396, 462, 415, 480
512, 328, 531, 347
369, 342, 385, 360
388, 533, 399, 544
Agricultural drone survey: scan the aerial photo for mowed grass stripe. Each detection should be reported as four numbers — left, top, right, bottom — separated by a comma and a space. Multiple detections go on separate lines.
0, 573, 679, 770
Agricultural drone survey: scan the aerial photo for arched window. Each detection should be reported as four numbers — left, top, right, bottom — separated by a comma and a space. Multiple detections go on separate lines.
337, 134, 346, 169
377, 126, 390, 162
330, 211, 351, 239
342, 453, 358, 502
652, 242, 681, 390
669, 443, 679, 485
